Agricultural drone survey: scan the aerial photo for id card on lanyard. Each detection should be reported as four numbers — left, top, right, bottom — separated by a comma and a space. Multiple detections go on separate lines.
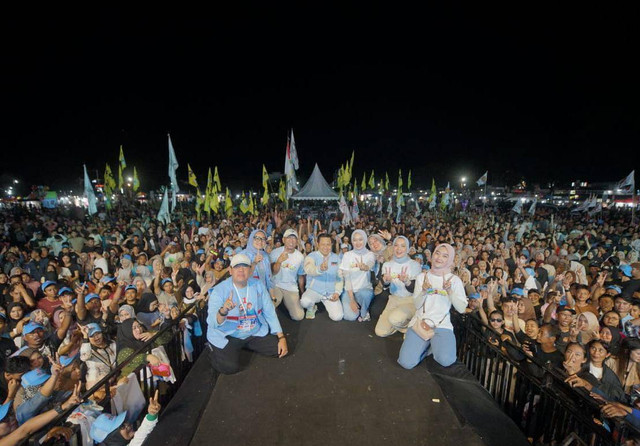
233, 283, 256, 332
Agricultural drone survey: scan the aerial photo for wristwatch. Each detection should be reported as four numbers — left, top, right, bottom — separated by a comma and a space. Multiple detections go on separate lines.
218, 308, 228, 317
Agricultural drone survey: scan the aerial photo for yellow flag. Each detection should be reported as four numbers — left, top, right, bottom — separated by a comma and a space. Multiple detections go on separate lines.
368, 170, 375, 189
119, 145, 126, 169
349, 151, 355, 175
195, 187, 203, 221
385, 172, 390, 190
261, 187, 269, 206
133, 167, 140, 192
407, 170, 412, 190
118, 164, 124, 191
188, 164, 198, 188
398, 169, 403, 189
279, 178, 287, 202
361, 173, 367, 191
248, 193, 255, 215
225, 188, 233, 216
214, 166, 222, 190
239, 192, 249, 214
211, 184, 219, 214
104, 163, 116, 193
262, 165, 269, 189
204, 168, 212, 214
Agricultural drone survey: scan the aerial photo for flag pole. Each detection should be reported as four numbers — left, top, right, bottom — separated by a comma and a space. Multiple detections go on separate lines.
483, 183, 487, 213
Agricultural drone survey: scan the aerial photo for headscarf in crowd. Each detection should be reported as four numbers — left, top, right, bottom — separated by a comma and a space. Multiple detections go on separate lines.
430, 243, 455, 276
116, 319, 145, 354
392, 236, 411, 264
350, 229, 369, 256
136, 292, 162, 330
368, 234, 387, 262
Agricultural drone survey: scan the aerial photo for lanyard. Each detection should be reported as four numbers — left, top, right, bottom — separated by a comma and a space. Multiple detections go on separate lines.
232, 283, 248, 316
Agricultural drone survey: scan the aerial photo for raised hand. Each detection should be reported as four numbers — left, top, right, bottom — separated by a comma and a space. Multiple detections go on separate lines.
443, 276, 452, 293
148, 389, 161, 415
277, 251, 289, 264
422, 273, 433, 291
255, 252, 264, 264
383, 267, 393, 283
398, 266, 409, 283
357, 256, 369, 271
320, 256, 329, 272
221, 291, 236, 314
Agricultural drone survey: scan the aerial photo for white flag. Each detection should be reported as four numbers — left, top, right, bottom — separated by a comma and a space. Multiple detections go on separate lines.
617, 170, 635, 193
387, 198, 393, 216
339, 195, 351, 225
476, 171, 488, 187
352, 196, 359, 222
415, 198, 421, 217
589, 201, 602, 216
157, 187, 171, 224
83, 165, 98, 215
512, 199, 523, 215
289, 129, 299, 170
395, 204, 402, 223
284, 131, 299, 198
429, 195, 437, 210
168, 134, 180, 193
528, 197, 537, 216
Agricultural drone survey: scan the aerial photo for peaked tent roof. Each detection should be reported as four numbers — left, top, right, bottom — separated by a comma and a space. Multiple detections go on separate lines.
291, 164, 339, 200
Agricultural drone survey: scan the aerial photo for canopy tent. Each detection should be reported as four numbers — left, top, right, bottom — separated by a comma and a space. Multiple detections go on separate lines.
291, 164, 339, 200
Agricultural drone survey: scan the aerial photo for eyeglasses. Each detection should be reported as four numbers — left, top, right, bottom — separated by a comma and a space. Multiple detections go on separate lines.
490, 318, 503, 323
254, 236, 266, 242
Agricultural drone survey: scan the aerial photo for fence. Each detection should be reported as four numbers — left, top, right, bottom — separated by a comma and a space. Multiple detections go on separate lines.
452, 312, 640, 445
26, 302, 210, 445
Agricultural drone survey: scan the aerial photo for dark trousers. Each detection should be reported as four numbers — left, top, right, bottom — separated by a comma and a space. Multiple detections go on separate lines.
208, 335, 279, 375
369, 289, 389, 320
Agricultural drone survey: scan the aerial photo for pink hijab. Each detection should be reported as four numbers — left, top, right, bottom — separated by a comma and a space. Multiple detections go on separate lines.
430, 243, 455, 276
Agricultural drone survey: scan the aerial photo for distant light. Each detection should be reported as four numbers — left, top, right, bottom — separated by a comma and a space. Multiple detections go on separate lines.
92, 180, 97, 183
127, 177, 133, 182
461, 177, 466, 182
13, 179, 18, 184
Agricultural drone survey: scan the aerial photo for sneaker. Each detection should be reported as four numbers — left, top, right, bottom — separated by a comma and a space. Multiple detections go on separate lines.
305, 305, 317, 319
361, 312, 371, 322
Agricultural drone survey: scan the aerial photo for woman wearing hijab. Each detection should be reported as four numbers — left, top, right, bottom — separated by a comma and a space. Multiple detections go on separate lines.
239, 229, 272, 292
116, 318, 152, 379
339, 230, 376, 321
136, 293, 165, 331
576, 312, 601, 345
398, 243, 468, 368
374, 236, 422, 336
117, 254, 133, 284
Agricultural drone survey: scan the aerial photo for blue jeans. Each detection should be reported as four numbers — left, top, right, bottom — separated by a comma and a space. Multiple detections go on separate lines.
398, 326, 457, 369
341, 288, 374, 321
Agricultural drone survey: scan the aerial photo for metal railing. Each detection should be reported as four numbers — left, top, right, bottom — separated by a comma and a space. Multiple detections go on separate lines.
452, 312, 640, 445
26, 302, 210, 445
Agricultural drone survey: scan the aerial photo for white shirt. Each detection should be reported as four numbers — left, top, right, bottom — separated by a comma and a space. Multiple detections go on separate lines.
270, 247, 305, 292
381, 259, 422, 297
410, 272, 467, 331
339, 251, 376, 291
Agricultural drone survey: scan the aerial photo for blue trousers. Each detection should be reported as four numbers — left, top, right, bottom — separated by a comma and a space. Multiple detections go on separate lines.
341, 288, 374, 321
398, 326, 457, 369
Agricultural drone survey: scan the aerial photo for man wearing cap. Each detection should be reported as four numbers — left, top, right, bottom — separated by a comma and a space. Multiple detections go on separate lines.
75, 285, 114, 335
157, 278, 178, 307
207, 253, 288, 375
622, 263, 640, 299
35, 281, 61, 318
269, 228, 306, 321
543, 300, 575, 354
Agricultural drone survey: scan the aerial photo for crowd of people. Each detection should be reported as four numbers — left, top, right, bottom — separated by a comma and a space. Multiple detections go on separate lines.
1, 200, 640, 444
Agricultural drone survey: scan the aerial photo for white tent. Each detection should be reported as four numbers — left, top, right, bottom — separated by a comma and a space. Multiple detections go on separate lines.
291, 164, 339, 200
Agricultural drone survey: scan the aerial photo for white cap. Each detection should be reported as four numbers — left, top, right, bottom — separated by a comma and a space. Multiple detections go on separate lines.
230, 253, 252, 268
283, 228, 298, 239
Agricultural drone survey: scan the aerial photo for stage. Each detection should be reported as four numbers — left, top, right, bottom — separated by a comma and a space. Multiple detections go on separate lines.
148, 307, 529, 446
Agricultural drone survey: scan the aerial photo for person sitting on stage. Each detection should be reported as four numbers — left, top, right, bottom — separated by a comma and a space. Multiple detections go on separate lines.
398, 243, 467, 368
269, 229, 306, 321
300, 233, 344, 321
375, 236, 422, 335
339, 230, 376, 322
207, 254, 288, 375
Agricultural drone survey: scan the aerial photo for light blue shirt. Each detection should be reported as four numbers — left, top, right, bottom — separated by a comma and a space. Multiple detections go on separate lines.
206, 277, 283, 348
305, 251, 342, 297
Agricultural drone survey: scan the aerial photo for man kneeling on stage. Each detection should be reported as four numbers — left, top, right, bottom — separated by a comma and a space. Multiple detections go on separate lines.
207, 253, 288, 374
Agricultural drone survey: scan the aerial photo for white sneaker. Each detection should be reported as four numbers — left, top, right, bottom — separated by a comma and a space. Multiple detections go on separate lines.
305, 305, 317, 319
358, 312, 371, 322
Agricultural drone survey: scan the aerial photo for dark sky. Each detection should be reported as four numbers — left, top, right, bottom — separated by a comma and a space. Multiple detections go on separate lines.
2, 7, 639, 194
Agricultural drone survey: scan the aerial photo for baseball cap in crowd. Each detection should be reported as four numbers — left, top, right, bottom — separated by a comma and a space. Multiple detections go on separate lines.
340, 243, 349, 249
525, 268, 535, 276
556, 305, 576, 315
60, 353, 79, 367
41, 281, 57, 291
161, 278, 173, 286
84, 293, 100, 304
21, 368, 51, 387
57, 287, 74, 296
10, 267, 22, 277
468, 292, 481, 300
620, 265, 633, 278
196, 249, 205, 255
0, 401, 11, 422
606, 285, 622, 294
125, 285, 137, 292
86, 323, 102, 337
22, 322, 44, 335
90, 411, 128, 443
224, 246, 234, 256
101, 276, 116, 284
230, 254, 251, 268
510, 288, 524, 297
122, 254, 132, 261
283, 228, 298, 239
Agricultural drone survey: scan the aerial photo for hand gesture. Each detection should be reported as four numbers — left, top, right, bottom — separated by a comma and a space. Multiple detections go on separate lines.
330, 293, 339, 302
422, 273, 433, 291
7, 378, 20, 397
60, 295, 74, 310
44, 426, 74, 442
320, 257, 329, 272
255, 252, 263, 264
277, 251, 289, 264
79, 324, 90, 339
139, 332, 155, 342
61, 382, 83, 410
443, 276, 452, 293
378, 229, 392, 241
221, 291, 236, 314
148, 389, 161, 415
383, 267, 393, 283
357, 257, 369, 271
398, 266, 409, 284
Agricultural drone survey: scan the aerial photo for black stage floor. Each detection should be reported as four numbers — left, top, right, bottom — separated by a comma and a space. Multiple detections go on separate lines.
169, 306, 529, 446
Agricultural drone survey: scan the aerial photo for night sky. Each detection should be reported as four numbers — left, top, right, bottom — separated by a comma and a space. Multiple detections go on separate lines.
2, 8, 638, 194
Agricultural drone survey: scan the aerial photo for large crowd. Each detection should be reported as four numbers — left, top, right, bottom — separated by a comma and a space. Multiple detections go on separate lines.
1, 200, 640, 444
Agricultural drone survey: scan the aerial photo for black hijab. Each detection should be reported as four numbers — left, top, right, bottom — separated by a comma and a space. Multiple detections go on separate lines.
116, 319, 146, 354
